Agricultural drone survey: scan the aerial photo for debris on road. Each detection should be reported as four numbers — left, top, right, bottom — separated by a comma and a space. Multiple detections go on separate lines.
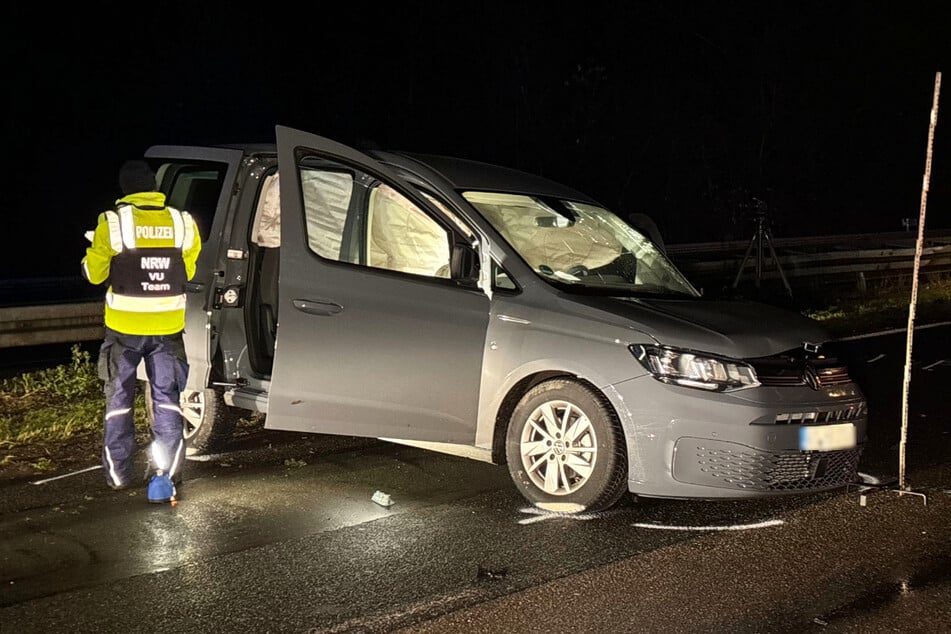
371, 490, 394, 507
476, 565, 508, 581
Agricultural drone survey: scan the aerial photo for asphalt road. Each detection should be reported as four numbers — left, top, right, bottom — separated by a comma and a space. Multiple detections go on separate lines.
1, 327, 949, 633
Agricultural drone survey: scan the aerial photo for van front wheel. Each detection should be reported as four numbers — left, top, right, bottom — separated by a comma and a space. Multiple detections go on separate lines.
505, 378, 628, 514
144, 385, 239, 456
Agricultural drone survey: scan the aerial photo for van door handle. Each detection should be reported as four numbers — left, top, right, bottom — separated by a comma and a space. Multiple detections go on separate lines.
292, 298, 343, 316
186, 282, 205, 292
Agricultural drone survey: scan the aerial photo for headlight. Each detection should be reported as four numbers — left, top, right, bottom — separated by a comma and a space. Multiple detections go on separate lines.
629, 344, 760, 392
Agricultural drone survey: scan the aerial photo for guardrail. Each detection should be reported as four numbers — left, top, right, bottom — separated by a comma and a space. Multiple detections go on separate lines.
672, 236, 951, 299
2, 230, 950, 348
0, 301, 104, 348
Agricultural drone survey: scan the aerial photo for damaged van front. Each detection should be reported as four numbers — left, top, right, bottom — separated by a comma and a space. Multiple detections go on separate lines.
456, 188, 865, 510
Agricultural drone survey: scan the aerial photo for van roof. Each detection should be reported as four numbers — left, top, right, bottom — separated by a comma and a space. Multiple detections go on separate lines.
209, 141, 600, 204
385, 152, 600, 203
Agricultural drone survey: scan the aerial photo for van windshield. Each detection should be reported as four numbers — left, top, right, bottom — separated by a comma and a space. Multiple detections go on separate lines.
463, 192, 700, 297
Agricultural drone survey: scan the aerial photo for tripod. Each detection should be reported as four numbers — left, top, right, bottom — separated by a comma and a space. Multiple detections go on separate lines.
732, 212, 793, 298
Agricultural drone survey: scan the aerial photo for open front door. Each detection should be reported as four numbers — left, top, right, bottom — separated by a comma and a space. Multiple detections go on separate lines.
267, 126, 490, 444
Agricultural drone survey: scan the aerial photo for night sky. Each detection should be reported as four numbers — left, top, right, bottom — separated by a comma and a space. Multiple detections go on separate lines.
4, 1, 949, 280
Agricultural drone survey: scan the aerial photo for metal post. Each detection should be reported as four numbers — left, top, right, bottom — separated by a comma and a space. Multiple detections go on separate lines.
898, 71, 941, 496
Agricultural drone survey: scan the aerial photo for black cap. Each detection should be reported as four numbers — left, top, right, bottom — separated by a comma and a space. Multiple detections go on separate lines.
118, 160, 156, 195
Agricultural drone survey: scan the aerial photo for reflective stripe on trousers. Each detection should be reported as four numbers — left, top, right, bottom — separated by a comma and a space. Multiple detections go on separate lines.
98, 328, 188, 487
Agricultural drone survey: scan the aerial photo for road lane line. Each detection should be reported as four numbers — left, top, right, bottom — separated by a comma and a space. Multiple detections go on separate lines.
835, 320, 951, 341
632, 519, 784, 531
30, 464, 101, 485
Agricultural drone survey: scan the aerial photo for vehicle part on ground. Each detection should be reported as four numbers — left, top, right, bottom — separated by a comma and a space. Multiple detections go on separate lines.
506, 378, 628, 513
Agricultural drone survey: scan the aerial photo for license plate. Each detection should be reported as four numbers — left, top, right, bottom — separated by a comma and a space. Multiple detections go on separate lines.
799, 423, 856, 451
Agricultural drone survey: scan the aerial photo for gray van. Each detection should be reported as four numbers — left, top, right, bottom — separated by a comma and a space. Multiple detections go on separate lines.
142, 125, 866, 513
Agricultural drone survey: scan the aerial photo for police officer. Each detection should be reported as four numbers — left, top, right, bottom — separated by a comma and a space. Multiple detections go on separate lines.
82, 160, 202, 503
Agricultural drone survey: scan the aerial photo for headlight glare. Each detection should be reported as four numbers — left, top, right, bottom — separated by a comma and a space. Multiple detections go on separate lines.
630, 344, 759, 392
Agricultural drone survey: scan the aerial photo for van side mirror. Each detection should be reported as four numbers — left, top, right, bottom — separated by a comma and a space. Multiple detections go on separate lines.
451, 241, 481, 286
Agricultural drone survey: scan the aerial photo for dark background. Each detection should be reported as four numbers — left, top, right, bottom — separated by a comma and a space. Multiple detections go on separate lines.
3, 1, 949, 279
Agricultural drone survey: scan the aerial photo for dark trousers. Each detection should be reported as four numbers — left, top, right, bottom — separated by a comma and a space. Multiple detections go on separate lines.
97, 328, 188, 488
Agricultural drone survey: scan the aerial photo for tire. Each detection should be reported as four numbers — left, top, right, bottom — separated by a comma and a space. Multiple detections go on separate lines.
505, 378, 628, 514
144, 384, 239, 456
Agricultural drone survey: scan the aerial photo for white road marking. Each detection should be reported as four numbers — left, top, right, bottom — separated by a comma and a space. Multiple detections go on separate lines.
30, 464, 101, 485
835, 320, 951, 342
517, 506, 609, 524
632, 519, 784, 531
185, 453, 228, 462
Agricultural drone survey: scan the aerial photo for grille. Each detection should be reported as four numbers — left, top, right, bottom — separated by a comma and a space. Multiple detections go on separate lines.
753, 363, 853, 388
691, 445, 862, 491
748, 348, 852, 389
815, 366, 851, 386
774, 403, 866, 424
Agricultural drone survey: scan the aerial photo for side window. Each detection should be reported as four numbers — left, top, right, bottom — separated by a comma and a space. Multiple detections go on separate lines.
251, 172, 281, 247
299, 164, 452, 280
156, 162, 227, 241
492, 260, 518, 291
301, 169, 354, 260
367, 184, 451, 277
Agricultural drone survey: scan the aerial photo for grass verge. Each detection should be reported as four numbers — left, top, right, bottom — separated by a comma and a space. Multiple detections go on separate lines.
803, 279, 951, 338
0, 345, 149, 479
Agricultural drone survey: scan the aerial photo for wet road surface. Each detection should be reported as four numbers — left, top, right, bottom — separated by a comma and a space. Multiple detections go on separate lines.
1, 326, 949, 632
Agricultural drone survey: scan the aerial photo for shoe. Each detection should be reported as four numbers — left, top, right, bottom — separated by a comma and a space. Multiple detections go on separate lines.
107, 474, 133, 491
147, 471, 177, 504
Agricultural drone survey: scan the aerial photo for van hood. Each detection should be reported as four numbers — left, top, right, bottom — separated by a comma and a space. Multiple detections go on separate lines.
578, 295, 831, 359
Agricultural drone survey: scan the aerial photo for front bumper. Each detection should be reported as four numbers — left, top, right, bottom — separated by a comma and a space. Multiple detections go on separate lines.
672, 436, 861, 492
606, 375, 867, 499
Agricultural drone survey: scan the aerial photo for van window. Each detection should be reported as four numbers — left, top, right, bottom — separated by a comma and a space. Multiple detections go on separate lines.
367, 184, 451, 277
492, 260, 518, 291
251, 172, 281, 247
464, 191, 698, 297
302, 170, 354, 261
300, 166, 452, 279
155, 161, 227, 241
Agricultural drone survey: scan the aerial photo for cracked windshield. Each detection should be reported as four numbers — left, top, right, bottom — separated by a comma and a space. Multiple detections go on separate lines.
463, 192, 699, 297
